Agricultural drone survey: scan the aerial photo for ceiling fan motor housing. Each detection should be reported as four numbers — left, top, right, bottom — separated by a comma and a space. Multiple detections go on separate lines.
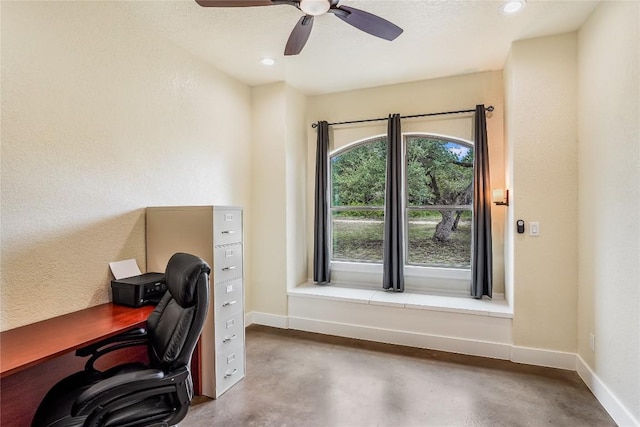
299, 0, 331, 16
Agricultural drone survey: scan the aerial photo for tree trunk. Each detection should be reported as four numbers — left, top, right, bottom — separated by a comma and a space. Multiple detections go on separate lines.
434, 210, 456, 242
452, 211, 462, 231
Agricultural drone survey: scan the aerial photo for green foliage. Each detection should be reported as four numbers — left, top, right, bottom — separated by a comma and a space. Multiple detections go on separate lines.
406, 137, 474, 206
331, 138, 386, 207
331, 136, 474, 208
330, 135, 475, 251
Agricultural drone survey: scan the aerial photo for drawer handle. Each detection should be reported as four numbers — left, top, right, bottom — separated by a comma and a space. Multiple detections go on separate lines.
222, 266, 236, 271
223, 334, 237, 343
225, 369, 238, 378
221, 230, 236, 234
222, 300, 237, 307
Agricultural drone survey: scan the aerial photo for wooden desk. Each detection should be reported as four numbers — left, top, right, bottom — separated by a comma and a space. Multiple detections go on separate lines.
0, 303, 154, 426
1, 303, 154, 378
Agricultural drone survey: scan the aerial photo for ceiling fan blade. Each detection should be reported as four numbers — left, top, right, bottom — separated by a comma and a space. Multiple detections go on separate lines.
285, 15, 314, 56
332, 5, 403, 41
195, 0, 294, 7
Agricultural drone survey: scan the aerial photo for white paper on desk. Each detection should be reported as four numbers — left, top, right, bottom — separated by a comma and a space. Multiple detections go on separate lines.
109, 259, 142, 280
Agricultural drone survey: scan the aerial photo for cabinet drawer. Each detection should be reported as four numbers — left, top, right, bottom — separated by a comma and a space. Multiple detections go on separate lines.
213, 244, 243, 282
214, 279, 243, 313
214, 209, 242, 245
215, 345, 245, 396
215, 310, 244, 351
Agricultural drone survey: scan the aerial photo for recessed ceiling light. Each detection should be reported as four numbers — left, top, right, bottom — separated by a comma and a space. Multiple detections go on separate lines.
260, 57, 276, 66
500, 0, 526, 15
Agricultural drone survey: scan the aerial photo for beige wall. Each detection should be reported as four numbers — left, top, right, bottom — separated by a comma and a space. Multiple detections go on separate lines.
249, 82, 307, 316
306, 71, 506, 294
577, 0, 640, 420
249, 83, 287, 315
284, 86, 308, 291
504, 33, 579, 352
0, 1, 252, 331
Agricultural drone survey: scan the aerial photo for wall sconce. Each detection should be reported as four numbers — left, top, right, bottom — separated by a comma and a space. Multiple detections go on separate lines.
492, 189, 509, 206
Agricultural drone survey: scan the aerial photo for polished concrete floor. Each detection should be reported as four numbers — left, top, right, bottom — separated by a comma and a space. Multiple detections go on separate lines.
182, 325, 615, 427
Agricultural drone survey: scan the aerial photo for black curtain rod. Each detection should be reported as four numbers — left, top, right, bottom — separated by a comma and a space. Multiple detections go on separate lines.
311, 105, 494, 128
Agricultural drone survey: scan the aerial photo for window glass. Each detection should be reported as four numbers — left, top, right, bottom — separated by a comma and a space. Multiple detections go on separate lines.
406, 137, 473, 268
407, 210, 472, 267
331, 138, 386, 207
330, 138, 386, 263
329, 134, 473, 271
331, 210, 384, 263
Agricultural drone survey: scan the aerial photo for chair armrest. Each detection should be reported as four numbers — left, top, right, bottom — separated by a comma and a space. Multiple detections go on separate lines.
76, 328, 148, 357
72, 368, 166, 416
76, 328, 149, 371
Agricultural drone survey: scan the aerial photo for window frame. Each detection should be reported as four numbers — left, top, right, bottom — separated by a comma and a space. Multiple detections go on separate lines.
328, 132, 474, 296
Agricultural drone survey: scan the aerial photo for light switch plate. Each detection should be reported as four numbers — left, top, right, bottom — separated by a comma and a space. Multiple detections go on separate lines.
530, 222, 540, 236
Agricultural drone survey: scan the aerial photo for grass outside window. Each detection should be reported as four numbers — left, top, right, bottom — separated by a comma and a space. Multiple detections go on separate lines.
332, 211, 471, 267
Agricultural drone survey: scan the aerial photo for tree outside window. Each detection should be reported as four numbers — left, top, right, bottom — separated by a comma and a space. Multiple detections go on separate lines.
330, 134, 473, 269
331, 137, 386, 263
406, 136, 473, 268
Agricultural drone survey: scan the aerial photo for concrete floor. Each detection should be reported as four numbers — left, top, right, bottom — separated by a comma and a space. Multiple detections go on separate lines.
182, 325, 615, 427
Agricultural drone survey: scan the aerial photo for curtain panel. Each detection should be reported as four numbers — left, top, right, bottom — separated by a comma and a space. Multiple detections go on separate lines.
471, 105, 493, 298
382, 114, 405, 292
313, 121, 331, 283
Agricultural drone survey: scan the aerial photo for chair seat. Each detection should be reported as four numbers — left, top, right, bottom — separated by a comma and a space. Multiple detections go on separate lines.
100, 395, 175, 427
32, 370, 101, 427
33, 363, 187, 427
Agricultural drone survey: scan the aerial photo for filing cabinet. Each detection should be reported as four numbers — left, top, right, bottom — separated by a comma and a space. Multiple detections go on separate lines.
146, 206, 245, 398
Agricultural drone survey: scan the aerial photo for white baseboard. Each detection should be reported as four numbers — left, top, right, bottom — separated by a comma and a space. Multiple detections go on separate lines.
576, 355, 639, 427
245, 311, 288, 329
510, 345, 576, 370
247, 312, 577, 371
288, 315, 512, 360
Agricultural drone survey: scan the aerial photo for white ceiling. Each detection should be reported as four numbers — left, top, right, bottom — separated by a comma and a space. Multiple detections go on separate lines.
119, 0, 599, 95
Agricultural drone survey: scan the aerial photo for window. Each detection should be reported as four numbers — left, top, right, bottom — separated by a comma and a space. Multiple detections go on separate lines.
329, 134, 474, 292
405, 136, 473, 268
331, 137, 386, 263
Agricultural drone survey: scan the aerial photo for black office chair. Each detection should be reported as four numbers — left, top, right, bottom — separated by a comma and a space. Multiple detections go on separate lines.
32, 253, 211, 427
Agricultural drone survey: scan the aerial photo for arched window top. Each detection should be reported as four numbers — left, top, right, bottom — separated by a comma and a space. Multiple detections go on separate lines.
406, 132, 473, 148
330, 132, 473, 158
330, 134, 386, 158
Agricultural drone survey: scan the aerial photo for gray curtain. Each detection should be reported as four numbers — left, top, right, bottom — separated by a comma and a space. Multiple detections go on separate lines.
471, 105, 493, 298
313, 121, 331, 283
383, 114, 404, 292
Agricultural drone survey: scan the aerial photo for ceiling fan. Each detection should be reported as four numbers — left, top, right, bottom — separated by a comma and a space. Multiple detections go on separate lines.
195, 0, 403, 56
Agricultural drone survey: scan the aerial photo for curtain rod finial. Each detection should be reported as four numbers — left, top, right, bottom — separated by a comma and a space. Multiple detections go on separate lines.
312, 123, 318, 128
486, 106, 494, 112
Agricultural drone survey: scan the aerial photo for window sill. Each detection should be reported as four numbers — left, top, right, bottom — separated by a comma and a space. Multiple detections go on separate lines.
288, 282, 513, 318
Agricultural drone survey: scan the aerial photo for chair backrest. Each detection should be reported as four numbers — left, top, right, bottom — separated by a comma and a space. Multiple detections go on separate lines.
146, 252, 210, 372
